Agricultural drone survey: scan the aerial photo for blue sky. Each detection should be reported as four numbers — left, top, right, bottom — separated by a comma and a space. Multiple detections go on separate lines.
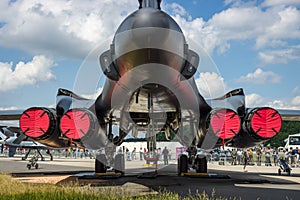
0, 0, 299, 110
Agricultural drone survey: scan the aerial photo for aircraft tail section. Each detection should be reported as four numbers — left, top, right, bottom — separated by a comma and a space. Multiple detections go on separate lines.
0, 129, 6, 141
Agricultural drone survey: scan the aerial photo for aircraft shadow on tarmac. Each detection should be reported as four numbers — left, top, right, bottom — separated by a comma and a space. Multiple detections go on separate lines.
9, 162, 300, 199
53, 164, 300, 196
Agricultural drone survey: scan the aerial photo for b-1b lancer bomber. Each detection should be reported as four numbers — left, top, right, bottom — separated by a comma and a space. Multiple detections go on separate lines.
0, 0, 298, 175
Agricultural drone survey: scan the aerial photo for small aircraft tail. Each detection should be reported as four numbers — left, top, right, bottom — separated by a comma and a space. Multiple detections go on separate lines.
0, 128, 7, 141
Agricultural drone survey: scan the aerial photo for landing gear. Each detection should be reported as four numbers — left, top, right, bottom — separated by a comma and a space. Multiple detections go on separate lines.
178, 154, 188, 175
114, 154, 125, 175
177, 148, 208, 176
195, 155, 207, 173
95, 154, 107, 174
95, 153, 125, 176
22, 149, 45, 161
94, 113, 127, 176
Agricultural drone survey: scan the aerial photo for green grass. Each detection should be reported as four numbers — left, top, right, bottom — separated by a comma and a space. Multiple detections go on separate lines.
0, 174, 228, 200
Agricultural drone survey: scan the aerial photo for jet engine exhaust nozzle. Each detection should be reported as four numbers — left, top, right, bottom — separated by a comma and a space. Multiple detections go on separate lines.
208, 109, 241, 140
245, 107, 282, 139
60, 108, 106, 149
20, 107, 56, 139
60, 108, 97, 140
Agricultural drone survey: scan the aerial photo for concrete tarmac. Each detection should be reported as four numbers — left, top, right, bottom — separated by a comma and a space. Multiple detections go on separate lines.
1, 156, 300, 199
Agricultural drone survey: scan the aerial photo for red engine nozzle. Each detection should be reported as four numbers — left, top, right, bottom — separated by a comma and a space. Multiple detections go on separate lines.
209, 109, 241, 139
60, 108, 97, 140
246, 107, 282, 139
20, 107, 56, 139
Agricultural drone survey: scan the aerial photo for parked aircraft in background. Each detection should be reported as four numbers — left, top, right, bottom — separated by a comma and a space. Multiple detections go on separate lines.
0, 127, 49, 160
0, 0, 300, 175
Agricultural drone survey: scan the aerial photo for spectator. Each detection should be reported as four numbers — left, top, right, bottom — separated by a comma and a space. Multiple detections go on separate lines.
272, 148, 279, 166
126, 148, 130, 161
139, 147, 143, 160
231, 148, 237, 165
85, 149, 89, 158
265, 147, 271, 166
290, 147, 295, 167
295, 147, 299, 167
283, 148, 289, 162
131, 147, 136, 160
237, 149, 242, 165
46, 149, 53, 161
157, 148, 162, 161
248, 148, 253, 164
72, 148, 76, 158
256, 147, 262, 165
242, 149, 248, 172
80, 148, 84, 158
162, 146, 169, 165
65, 148, 69, 158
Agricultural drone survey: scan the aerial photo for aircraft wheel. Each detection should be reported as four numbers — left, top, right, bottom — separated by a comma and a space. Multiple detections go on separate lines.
195, 155, 207, 173
178, 154, 188, 175
278, 169, 281, 175
95, 154, 107, 173
27, 165, 31, 170
35, 163, 39, 169
114, 154, 125, 175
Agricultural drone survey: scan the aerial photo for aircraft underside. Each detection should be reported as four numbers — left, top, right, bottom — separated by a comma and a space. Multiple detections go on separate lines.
17, 84, 282, 174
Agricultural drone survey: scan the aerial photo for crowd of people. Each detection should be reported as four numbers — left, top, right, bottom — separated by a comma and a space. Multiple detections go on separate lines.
117, 146, 172, 165
2, 145, 300, 170
211, 146, 300, 170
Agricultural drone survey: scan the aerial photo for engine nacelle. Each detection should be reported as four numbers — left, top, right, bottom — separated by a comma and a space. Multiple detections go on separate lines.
60, 108, 107, 149
244, 107, 282, 139
19, 107, 68, 148
229, 107, 282, 148
20, 107, 56, 139
207, 108, 241, 140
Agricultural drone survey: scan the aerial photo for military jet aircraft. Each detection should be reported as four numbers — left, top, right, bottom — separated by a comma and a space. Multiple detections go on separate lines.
0, 127, 50, 160
1, 0, 300, 175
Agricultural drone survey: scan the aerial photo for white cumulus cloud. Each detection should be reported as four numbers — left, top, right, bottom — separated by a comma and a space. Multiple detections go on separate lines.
266, 99, 300, 110
262, 0, 300, 7
0, 0, 299, 64
245, 93, 300, 109
259, 45, 300, 64
169, 2, 300, 64
245, 93, 264, 107
237, 68, 281, 84
0, 106, 19, 111
0, 55, 56, 92
291, 96, 300, 106
0, 0, 137, 58
195, 72, 229, 98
